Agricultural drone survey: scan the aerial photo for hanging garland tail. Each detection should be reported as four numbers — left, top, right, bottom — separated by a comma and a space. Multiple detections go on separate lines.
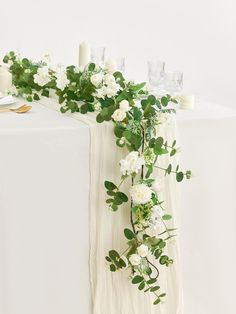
3, 51, 192, 306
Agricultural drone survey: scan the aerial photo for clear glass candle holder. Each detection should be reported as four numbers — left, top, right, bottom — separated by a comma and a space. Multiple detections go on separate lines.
147, 60, 165, 94
164, 71, 183, 95
91, 46, 106, 66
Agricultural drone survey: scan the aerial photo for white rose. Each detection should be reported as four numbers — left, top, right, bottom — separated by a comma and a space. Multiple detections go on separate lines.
33, 66, 51, 86
90, 73, 103, 87
119, 151, 144, 176
130, 184, 152, 205
103, 83, 120, 98
112, 109, 126, 122
55, 67, 70, 90
137, 244, 149, 258
119, 100, 130, 112
103, 73, 116, 86
129, 254, 141, 266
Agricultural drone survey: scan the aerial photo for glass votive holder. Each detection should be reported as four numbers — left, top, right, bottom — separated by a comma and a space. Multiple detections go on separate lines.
91, 46, 106, 66
147, 60, 165, 93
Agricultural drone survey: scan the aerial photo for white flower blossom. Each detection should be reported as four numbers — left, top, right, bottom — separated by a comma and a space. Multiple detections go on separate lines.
55, 66, 70, 90
137, 244, 149, 257
103, 73, 116, 86
103, 83, 120, 98
129, 254, 141, 266
112, 109, 126, 122
150, 206, 164, 228
119, 151, 144, 176
93, 87, 106, 99
33, 66, 51, 86
91, 73, 103, 87
119, 100, 130, 112
130, 184, 152, 205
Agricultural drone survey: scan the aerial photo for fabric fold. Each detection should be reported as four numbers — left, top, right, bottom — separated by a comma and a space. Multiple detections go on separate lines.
39, 98, 184, 314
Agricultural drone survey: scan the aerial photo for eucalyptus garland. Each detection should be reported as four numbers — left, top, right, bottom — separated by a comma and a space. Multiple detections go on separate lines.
3, 51, 191, 306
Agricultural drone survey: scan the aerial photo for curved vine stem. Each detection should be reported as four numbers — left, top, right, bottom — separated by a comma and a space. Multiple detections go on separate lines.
146, 258, 160, 279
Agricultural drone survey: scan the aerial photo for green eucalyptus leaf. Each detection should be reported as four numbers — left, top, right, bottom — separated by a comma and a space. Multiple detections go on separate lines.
110, 264, 116, 272
138, 281, 145, 290
124, 228, 135, 240
109, 250, 120, 261
104, 181, 117, 190
159, 255, 169, 265
176, 172, 184, 182
162, 214, 172, 220
132, 276, 144, 284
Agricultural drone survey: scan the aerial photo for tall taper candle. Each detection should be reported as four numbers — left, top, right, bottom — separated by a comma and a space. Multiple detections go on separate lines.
0, 66, 12, 94
79, 41, 91, 67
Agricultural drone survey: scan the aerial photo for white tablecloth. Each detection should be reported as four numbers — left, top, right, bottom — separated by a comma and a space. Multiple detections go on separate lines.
0, 102, 91, 314
0, 99, 236, 314
176, 100, 236, 314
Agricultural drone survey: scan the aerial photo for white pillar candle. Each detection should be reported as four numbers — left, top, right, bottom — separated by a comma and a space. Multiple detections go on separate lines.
105, 58, 117, 73
79, 41, 91, 68
178, 95, 195, 109
0, 66, 12, 95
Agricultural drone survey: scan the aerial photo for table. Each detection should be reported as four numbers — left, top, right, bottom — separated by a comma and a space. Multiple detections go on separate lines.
177, 100, 236, 314
0, 102, 91, 314
0, 98, 236, 314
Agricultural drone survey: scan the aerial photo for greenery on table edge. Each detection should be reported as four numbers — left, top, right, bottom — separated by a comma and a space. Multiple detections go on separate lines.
3, 51, 192, 306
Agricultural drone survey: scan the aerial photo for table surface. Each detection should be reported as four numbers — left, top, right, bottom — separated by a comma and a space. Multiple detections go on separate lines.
0, 100, 87, 130
1, 98, 236, 314
0, 98, 236, 131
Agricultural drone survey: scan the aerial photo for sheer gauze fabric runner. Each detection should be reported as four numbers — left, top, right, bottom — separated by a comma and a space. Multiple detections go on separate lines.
40, 98, 183, 314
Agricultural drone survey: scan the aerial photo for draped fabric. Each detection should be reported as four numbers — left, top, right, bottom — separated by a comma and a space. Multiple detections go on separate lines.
39, 98, 183, 314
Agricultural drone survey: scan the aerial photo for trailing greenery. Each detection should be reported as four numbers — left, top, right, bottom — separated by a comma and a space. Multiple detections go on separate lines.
3, 51, 191, 306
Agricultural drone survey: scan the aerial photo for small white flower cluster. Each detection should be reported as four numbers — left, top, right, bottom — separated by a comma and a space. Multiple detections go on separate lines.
94, 101, 101, 111
120, 151, 144, 176
54, 65, 70, 90
150, 205, 164, 229
129, 244, 149, 266
33, 66, 51, 87
91, 73, 121, 99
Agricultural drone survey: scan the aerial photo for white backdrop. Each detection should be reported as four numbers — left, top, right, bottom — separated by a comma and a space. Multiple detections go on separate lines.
1, 0, 235, 107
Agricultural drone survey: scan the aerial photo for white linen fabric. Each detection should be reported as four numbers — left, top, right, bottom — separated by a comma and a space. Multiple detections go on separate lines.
39, 98, 183, 314
0, 102, 91, 314
176, 100, 236, 314
3, 97, 234, 314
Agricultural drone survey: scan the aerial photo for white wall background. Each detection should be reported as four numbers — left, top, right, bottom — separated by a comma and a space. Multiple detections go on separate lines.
1, 0, 236, 107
